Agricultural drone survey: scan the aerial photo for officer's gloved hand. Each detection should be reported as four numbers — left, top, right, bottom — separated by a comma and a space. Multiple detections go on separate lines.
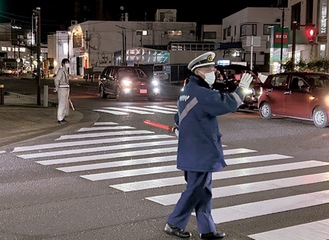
173, 127, 179, 137
238, 73, 253, 89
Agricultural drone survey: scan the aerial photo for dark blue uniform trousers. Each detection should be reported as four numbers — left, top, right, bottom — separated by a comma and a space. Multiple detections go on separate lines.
167, 171, 216, 234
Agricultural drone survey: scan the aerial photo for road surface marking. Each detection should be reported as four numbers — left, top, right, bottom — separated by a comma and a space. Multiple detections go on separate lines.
18, 140, 178, 159
249, 218, 329, 240
147, 172, 329, 205
12, 135, 173, 152
93, 109, 129, 115
57, 130, 154, 140
77, 126, 135, 132
126, 106, 176, 114
103, 107, 155, 114
209, 190, 329, 223
57, 155, 178, 172
110, 160, 329, 192
36, 147, 178, 165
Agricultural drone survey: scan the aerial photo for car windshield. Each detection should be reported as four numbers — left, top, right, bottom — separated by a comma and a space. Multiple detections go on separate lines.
118, 68, 137, 78
305, 75, 329, 88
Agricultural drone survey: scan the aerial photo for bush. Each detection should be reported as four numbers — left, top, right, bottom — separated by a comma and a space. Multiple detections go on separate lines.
283, 58, 329, 73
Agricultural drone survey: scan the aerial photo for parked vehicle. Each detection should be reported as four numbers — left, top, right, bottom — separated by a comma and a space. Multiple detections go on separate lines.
213, 64, 263, 109
258, 71, 329, 128
98, 65, 160, 101
137, 64, 169, 82
32, 69, 45, 79
83, 66, 105, 82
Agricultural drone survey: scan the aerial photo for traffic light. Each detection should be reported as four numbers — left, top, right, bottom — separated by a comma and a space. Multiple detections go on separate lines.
305, 27, 316, 44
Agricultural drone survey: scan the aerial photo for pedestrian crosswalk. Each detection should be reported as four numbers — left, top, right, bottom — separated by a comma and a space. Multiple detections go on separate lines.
7, 121, 329, 239
93, 104, 177, 115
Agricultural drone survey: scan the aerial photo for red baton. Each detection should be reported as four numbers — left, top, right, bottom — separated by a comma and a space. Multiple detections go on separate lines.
143, 119, 175, 132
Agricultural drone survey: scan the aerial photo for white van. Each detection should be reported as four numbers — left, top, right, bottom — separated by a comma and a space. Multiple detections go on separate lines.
138, 64, 169, 82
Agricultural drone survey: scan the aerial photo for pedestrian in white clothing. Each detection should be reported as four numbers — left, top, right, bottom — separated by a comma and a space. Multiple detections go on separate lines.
54, 58, 70, 124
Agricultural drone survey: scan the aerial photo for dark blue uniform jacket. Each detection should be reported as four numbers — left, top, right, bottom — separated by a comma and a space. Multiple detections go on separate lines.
174, 74, 246, 172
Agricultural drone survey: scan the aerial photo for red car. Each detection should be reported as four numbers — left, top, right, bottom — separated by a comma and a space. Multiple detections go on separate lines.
258, 71, 329, 128
214, 64, 263, 109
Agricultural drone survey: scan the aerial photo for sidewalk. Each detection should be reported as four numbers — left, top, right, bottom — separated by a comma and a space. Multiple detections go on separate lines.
0, 91, 83, 148
0, 74, 181, 148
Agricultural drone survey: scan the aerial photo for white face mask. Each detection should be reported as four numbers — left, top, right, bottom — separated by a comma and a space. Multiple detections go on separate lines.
200, 71, 216, 87
65, 63, 70, 69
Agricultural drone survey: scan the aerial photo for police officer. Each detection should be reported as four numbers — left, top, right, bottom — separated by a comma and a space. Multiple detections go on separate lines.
164, 52, 253, 239
54, 58, 70, 124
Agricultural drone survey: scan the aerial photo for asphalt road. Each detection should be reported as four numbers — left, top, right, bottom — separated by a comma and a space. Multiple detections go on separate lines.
0, 74, 329, 240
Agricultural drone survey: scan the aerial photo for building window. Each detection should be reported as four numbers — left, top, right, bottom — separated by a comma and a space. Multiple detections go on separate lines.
319, 44, 326, 57
306, 0, 314, 24
169, 42, 215, 51
291, 2, 301, 27
240, 24, 257, 37
227, 26, 231, 37
136, 30, 148, 36
263, 24, 280, 35
167, 30, 182, 36
73, 33, 82, 48
320, 0, 327, 34
203, 31, 216, 39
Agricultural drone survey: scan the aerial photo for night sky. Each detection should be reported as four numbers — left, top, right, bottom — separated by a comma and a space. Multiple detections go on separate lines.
0, 0, 279, 35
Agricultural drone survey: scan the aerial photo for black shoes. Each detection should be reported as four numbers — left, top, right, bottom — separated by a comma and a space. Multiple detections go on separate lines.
164, 223, 192, 238
200, 231, 226, 239
58, 119, 68, 124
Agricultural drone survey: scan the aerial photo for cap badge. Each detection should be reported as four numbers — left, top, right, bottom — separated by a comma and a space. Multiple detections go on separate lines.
207, 54, 214, 62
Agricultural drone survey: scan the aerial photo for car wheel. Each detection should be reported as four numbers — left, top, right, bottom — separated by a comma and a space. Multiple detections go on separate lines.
312, 107, 328, 128
115, 87, 124, 101
99, 85, 107, 98
147, 94, 156, 101
259, 102, 272, 119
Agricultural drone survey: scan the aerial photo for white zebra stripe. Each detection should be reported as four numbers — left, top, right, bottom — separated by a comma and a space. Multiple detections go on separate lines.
126, 106, 176, 114
110, 161, 329, 192
93, 122, 118, 125
146, 172, 329, 205
56, 130, 154, 140
12, 135, 173, 152
93, 109, 128, 115
77, 148, 256, 181
249, 218, 329, 240
81, 165, 178, 181
208, 190, 329, 223
57, 155, 177, 172
18, 140, 178, 159
36, 147, 178, 165
144, 106, 178, 112
103, 107, 154, 114
77, 126, 135, 132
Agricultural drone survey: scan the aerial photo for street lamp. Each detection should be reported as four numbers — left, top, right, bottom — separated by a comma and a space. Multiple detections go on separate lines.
33, 7, 41, 106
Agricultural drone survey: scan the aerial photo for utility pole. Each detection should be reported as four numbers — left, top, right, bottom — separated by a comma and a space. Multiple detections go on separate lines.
291, 22, 315, 71
291, 21, 297, 71
34, 7, 41, 106
116, 25, 126, 65
279, 7, 285, 72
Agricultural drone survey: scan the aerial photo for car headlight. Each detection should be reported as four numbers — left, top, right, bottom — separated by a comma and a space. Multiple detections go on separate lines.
151, 79, 159, 86
121, 78, 132, 87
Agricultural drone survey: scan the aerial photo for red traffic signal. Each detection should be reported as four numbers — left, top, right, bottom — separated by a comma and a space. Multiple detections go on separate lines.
305, 27, 317, 43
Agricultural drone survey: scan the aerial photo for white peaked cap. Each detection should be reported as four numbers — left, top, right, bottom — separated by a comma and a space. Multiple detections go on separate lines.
187, 52, 216, 71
